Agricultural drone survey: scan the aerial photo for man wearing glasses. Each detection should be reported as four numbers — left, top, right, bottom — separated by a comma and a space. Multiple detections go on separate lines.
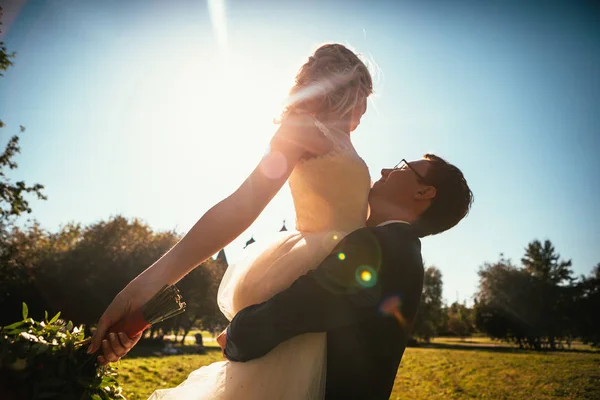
219, 154, 474, 400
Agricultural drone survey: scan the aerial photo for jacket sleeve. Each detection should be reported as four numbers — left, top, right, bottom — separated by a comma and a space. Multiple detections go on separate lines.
224, 227, 385, 362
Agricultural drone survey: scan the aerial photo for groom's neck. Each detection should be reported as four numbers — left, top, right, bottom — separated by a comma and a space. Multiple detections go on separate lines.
367, 205, 415, 227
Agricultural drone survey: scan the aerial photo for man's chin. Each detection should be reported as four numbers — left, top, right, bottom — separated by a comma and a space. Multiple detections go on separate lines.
368, 188, 378, 202
370, 181, 385, 192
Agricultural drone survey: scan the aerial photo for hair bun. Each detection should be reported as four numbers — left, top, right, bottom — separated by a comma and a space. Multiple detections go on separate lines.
282, 44, 373, 120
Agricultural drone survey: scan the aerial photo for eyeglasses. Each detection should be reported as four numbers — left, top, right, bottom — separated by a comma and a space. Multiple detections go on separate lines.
393, 159, 426, 181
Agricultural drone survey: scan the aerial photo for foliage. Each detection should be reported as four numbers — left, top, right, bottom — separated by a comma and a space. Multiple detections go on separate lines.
474, 241, 598, 350
521, 240, 574, 285
0, 7, 46, 234
0, 216, 228, 341
0, 127, 47, 228
0, 303, 125, 399
158, 257, 228, 344
474, 256, 535, 345
445, 302, 476, 338
573, 263, 600, 347
412, 266, 445, 341
1, 7, 16, 76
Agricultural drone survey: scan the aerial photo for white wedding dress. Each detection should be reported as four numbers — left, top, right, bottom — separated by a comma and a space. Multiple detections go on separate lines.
148, 123, 371, 399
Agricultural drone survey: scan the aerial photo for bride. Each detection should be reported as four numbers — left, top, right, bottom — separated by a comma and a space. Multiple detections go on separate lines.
90, 43, 374, 399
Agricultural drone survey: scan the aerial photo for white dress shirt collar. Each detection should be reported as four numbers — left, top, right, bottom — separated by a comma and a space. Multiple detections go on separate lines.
376, 220, 410, 227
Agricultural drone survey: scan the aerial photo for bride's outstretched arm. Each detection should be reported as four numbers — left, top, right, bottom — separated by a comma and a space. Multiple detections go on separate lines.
137, 116, 332, 287
136, 152, 299, 289
89, 115, 332, 358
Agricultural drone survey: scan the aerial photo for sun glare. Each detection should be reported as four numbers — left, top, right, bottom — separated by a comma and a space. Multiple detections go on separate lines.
128, 42, 290, 179
112, 0, 299, 248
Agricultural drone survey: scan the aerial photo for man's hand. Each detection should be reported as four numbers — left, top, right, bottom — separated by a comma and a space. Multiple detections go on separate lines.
217, 327, 228, 359
97, 331, 143, 366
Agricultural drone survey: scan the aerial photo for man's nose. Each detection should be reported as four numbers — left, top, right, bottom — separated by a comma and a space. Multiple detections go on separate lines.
381, 168, 393, 177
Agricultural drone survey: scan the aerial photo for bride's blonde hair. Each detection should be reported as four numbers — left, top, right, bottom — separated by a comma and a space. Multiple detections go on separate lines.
281, 43, 373, 121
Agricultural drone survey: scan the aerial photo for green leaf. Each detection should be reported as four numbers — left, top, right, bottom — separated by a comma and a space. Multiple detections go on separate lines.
4, 320, 24, 330
4, 327, 27, 336
44, 310, 48, 322
49, 311, 61, 324
22, 302, 28, 320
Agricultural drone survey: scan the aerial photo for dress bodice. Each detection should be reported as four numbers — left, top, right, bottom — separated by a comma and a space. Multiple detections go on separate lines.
289, 125, 371, 233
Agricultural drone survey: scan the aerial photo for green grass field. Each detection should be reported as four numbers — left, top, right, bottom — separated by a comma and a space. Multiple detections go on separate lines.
116, 337, 599, 399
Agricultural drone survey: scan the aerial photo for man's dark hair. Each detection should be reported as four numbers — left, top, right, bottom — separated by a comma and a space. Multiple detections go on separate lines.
414, 154, 473, 237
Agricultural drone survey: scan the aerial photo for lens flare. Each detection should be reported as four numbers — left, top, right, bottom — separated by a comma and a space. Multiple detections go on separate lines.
260, 150, 288, 179
361, 270, 372, 281
320, 231, 343, 252
337, 252, 346, 261
379, 295, 406, 326
355, 265, 377, 288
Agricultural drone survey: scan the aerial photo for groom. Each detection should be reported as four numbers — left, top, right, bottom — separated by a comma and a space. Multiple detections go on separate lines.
217, 154, 473, 399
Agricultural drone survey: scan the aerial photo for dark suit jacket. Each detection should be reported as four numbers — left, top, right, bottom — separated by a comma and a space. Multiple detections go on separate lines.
224, 223, 424, 400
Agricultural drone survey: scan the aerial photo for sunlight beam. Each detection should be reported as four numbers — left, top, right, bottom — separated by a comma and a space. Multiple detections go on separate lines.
207, 0, 228, 58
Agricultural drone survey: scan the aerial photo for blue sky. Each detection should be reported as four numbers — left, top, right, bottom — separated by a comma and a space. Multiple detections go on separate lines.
1, 0, 599, 305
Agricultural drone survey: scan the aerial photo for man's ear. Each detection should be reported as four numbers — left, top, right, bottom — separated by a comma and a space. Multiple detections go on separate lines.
414, 185, 436, 201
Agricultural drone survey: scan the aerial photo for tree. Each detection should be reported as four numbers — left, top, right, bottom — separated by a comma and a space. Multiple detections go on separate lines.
446, 302, 476, 338
160, 256, 228, 344
474, 256, 537, 347
0, 215, 230, 342
522, 240, 573, 285
0, 222, 56, 324
35, 216, 181, 326
0, 127, 47, 230
521, 240, 574, 349
574, 263, 600, 347
413, 266, 445, 342
475, 242, 576, 350
0, 8, 46, 235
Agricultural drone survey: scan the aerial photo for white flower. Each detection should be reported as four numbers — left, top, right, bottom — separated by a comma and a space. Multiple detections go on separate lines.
20, 332, 38, 342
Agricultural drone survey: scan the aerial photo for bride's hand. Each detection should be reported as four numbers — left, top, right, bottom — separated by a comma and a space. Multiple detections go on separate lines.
87, 283, 150, 356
